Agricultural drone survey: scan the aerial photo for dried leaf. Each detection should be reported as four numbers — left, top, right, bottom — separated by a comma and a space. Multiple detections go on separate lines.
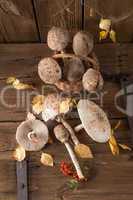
114, 120, 121, 130
32, 95, 45, 114
74, 144, 93, 159
27, 112, 36, 121
13, 146, 26, 162
110, 29, 116, 43
7, 77, 34, 90
99, 31, 108, 41
99, 18, 111, 31
119, 144, 132, 151
40, 153, 54, 167
59, 98, 71, 114
67, 179, 79, 190
109, 135, 119, 155
6, 76, 16, 84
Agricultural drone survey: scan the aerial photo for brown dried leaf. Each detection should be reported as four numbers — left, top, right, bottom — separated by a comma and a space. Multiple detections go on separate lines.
119, 144, 132, 151
109, 134, 119, 156
32, 95, 45, 114
40, 153, 54, 167
13, 146, 26, 162
74, 144, 93, 159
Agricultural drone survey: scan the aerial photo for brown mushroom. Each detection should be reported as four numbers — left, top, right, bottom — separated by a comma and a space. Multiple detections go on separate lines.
16, 120, 49, 151
54, 124, 85, 180
82, 68, 104, 92
65, 57, 85, 82
47, 26, 70, 52
73, 31, 94, 57
55, 80, 82, 93
38, 57, 62, 84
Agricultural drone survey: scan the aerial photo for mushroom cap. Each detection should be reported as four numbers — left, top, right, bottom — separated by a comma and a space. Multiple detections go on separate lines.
16, 120, 49, 151
38, 57, 62, 84
73, 31, 94, 56
77, 99, 111, 143
82, 68, 103, 92
47, 26, 70, 51
54, 124, 69, 143
66, 57, 85, 82
42, 93, 69, 122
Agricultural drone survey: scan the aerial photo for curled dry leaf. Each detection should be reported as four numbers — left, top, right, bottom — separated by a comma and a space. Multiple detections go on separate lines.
99, 31, 108, 41
7, 77, 34, 90
109, 134, 119, 156
32, 95, 45, 114
99, 18, 111, 31
13, 146, 26, 162
59, 98, 72, 114
119, 144, 132, 151
40, 153, 54, 167
110, 29, 116, 43
74, 144, 93, 159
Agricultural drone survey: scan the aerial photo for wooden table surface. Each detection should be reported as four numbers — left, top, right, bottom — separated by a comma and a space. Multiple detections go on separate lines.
0, 44, 133, 200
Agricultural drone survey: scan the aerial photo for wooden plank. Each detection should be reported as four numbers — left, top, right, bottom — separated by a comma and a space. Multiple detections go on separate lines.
84, 0, 133, 42
16, 160, 28, 200
33, 0, 82, 42
0, 0, 39, 42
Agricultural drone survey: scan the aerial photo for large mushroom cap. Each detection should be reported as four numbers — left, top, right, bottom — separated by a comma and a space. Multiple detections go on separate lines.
42, 93, 70, 122
47, 26, 70, 51
73, 31, 94, 57
77, 99, 111, 143
82, 68, 104, 92
16, 120, 49, 151
38, 57, 62, 84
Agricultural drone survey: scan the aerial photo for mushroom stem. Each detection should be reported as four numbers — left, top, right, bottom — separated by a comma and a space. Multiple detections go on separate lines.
64, 142, 85, 180
53, 53, 99, 70
60, 118, 80, 146
74, 124, 84, 132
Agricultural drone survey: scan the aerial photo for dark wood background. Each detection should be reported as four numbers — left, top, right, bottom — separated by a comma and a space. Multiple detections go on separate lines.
0, 1, 133, 200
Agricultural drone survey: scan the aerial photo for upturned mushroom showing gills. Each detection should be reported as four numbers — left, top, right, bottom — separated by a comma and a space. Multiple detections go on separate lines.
16, 120, 49, 151
82, 68, 104, 92
73, 31, 94, 57
75, 99, 111, 143
38, 57, 62, 84
47, 26, 70, 52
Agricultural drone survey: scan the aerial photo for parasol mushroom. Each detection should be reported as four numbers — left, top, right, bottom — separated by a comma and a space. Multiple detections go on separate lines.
54, 124, 85, 180
73, 31, 94, 57
16, 120, 49, 151
38, 57, 62, 84
47, 26, 70, 52
82, 68, 104, 92
75, 99, 111, 143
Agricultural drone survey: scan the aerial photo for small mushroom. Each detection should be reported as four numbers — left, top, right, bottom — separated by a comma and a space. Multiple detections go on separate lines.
38, 57, 62, 84
73, 31, 94, 57
82, 68, 104, 92
65, 57, 85, 82
75, 99, 111, 143
16, 120, 49, 151
47, 26, 70, 52
54, 124, 85, 180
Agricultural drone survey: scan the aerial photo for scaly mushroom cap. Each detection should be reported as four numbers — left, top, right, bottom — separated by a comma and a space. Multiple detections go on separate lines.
77, 99, 111, 143
16, 120, 49, 151
47, 26, 70, 51
73, 31, 94, 56
42, 93, 70, 122
38, 57, 62, 84
66, 57, 85, 82
54, 124, 69, 143
82, 68, 104, 92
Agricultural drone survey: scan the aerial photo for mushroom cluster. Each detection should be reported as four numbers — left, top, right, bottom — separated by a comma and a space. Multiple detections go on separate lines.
38, 26, 103, 93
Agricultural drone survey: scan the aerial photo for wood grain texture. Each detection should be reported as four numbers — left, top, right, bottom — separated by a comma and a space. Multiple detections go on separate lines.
33, 0, 82, 42
0, 0, 39, 42
84, 0, 133, 42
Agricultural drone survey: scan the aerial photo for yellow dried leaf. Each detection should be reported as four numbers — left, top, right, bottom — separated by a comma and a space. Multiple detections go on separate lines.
99, 31, 108, 41
74, 144, 93, 159
7, 77, 34, 90
32, 95, 45, 114
40, 153, 54, 167
59, 98, 71, 114
110, 29, 116, 43
6, 76, 16, 84
109, 135, 119, 155
13, 146, 26, 162
119, 144, 132, 151
99, 18, 111, 31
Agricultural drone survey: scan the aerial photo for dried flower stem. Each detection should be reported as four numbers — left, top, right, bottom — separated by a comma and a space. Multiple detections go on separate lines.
74, 124, 84, 132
